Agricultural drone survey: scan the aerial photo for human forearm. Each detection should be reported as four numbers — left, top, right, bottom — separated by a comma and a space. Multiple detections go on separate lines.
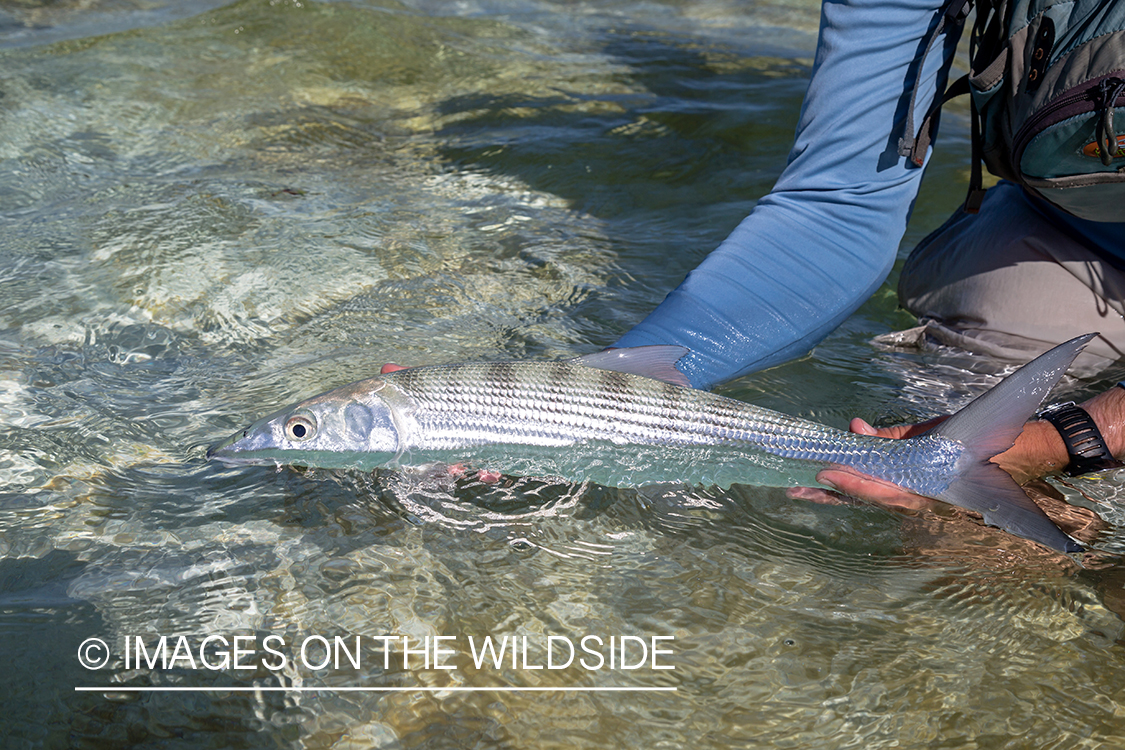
998, 385, 1125, 483
614, 0, 964, 388
612, 196, 898, 387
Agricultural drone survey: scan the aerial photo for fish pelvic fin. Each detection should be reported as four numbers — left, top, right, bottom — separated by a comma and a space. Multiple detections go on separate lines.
573, 346, 692, 388
927, 333, 1097, 553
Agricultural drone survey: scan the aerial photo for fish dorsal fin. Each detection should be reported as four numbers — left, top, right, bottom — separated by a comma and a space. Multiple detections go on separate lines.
573, 346, 692, 388
928, 333, 1095, 461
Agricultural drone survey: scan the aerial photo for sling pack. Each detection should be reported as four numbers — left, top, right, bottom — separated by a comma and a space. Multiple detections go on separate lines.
901, 0, 1125, 222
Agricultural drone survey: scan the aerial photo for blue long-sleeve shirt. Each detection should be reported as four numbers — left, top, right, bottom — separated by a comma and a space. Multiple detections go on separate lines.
613, 0, 963, 388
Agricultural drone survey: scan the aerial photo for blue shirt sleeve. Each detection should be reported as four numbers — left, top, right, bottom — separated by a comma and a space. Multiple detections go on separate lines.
613, 0, 962, 389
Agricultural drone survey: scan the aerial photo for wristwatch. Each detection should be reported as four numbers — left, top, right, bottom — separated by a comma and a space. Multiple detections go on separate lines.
1038, 401, 1121, 476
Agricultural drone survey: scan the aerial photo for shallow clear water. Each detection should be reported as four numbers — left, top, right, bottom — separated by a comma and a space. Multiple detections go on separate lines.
1, 1, 1123, 748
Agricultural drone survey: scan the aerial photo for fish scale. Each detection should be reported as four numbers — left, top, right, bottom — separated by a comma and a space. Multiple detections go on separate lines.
210, 336, 1098, 553
383, 361, 958, 494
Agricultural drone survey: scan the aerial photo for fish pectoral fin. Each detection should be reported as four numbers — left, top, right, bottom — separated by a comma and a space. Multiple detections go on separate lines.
939, 461, 1083, 554
573, 346, 692, 388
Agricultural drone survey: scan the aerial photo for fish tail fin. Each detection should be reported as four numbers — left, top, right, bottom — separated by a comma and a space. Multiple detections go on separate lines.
939, 463, 1084, 553
928, 333, 1096, 553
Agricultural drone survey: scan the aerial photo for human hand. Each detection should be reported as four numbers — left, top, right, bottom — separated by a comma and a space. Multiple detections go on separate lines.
788, 385, 1124, 510
785, 411, 1064, 510
785, 417, 947, 511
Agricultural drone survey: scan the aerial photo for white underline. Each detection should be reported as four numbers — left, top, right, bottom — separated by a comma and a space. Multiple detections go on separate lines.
76, 686, 676, 693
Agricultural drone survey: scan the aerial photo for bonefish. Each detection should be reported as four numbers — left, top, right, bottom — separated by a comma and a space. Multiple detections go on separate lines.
210, 334, 1100, 553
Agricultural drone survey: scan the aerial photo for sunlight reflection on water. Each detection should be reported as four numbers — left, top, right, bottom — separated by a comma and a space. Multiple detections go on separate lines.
0, 1, 1122, 748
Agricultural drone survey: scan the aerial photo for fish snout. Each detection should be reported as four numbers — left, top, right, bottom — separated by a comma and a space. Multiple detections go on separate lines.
206, 429, 248, 462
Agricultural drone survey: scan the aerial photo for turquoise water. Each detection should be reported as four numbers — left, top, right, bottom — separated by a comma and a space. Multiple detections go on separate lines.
1, 1, 1123, 748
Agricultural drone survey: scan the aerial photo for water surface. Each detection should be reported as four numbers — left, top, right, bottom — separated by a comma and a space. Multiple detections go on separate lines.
1, 1, 1123, 748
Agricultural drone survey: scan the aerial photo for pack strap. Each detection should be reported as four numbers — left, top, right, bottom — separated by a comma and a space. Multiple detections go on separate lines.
898, 0, 975, 161
907, 74, 970, 167
965, 94, 986, 213
1095, 77, 1125, 166
910, 74, 986, 213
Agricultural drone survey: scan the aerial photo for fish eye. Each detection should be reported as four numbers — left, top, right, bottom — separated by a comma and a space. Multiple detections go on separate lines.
285, 415, 317, 442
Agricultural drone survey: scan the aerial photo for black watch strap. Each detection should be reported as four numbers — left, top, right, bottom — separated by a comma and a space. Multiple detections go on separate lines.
1038, 402, 1121, 476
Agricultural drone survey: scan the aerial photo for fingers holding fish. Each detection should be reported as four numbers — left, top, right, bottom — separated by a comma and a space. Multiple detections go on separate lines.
810, 466, 939, 513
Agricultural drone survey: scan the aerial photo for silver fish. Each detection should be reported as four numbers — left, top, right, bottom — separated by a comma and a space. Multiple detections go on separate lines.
210, 334, 1099, 553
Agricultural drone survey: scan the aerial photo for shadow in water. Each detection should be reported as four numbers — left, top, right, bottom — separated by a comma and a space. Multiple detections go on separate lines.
434, 31, 809, 227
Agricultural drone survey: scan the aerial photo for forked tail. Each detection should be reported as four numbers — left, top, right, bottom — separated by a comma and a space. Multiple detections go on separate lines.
928, 334, 1098, 553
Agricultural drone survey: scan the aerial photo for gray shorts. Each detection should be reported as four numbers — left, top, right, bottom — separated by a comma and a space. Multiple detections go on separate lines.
897, 181, 1125, 374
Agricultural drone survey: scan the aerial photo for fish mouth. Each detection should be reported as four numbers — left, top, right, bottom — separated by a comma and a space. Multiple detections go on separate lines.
206, 442, 238, 463
207, 445, 276, 466
206, 440, 226, 461
206, 430, 252, 463
205, 444, 232, 461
